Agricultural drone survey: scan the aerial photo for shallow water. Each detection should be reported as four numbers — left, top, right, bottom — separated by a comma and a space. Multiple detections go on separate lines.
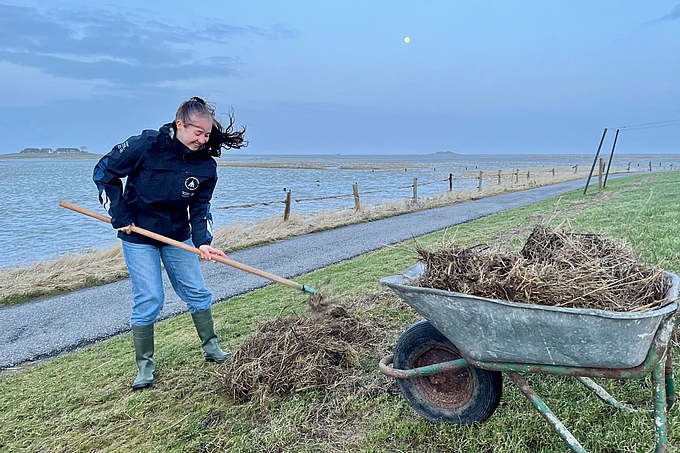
0, 153, 676, 270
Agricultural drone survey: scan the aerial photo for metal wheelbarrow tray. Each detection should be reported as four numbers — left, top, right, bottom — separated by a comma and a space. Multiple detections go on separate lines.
382, 262, 679, 369
379, 262, 680, 453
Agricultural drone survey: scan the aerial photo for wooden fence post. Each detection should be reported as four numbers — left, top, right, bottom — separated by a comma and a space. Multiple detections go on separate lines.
352, 183, 360, 211
283, 190, 292, 221
497, 169, 502, 184
449, 173, 453, 191
413, 178, 418, 202
478, 171, 483, 191
598, 158, 604, 193
649, 161, 652, 172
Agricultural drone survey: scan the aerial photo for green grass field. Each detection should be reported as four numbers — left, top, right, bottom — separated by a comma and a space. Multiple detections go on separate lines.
1, 171, 679, 453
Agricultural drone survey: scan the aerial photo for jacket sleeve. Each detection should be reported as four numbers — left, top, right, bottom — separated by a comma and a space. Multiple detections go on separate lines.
92, 132, 148, 229
189, 173, 218, 247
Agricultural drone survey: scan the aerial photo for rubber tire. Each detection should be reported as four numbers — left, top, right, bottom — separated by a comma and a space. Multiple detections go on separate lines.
393, 319, 502, 425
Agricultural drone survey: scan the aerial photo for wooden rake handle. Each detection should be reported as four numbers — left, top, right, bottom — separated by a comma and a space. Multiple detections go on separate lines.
59, 201, 317, 294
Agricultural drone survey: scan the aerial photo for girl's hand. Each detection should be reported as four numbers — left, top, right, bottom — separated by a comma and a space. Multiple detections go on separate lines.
118, 223, 135, 234
198, 244, 227, 261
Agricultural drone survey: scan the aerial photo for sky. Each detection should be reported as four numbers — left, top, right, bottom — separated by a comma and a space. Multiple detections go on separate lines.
1, 1, 679, 155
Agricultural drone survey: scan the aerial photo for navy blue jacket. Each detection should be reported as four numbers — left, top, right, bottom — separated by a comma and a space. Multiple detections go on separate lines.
93, 123, 218, 247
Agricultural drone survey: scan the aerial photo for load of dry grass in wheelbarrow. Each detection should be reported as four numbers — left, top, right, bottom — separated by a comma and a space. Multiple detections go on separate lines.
414, 224, 672, 312
221, 304, 382, 403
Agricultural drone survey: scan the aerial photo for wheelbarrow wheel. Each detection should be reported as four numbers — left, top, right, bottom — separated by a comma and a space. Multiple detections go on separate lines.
393, 319, 502, 425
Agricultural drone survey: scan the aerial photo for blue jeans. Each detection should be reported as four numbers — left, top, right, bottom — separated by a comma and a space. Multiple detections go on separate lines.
122, 239, 213, 326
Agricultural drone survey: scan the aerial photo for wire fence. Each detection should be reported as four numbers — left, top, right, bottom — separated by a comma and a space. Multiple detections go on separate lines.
215, 162, 677, 221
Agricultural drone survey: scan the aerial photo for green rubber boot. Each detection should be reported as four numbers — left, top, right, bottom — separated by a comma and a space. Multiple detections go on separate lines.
191, 308, 230, 363
131, 324, 155, 389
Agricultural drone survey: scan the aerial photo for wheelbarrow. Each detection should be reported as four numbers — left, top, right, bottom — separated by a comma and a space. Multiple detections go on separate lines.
378, 262, 680, 453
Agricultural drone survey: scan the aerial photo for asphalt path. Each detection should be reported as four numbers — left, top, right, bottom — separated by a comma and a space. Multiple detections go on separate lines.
0, 177, 596, 370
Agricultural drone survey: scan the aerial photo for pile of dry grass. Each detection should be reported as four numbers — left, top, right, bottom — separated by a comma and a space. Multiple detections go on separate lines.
222, 305, 380, 403
0, 246, 127, 301
415, 224, 672, 311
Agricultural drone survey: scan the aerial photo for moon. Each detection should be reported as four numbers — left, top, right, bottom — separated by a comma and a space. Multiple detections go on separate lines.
404, 36, 410, 44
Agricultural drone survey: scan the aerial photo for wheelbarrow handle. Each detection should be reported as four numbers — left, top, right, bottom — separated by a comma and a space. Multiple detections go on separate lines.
59, 201, 317, 295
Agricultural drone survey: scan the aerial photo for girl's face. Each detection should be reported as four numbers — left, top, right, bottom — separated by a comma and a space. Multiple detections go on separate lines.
175, 115, 212, 151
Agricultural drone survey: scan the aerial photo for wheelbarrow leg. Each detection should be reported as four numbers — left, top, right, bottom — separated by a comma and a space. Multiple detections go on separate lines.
576, 377, 646, 414
653, 359, 669, 453
506, 371, 588, 453
665, 351, 675, 411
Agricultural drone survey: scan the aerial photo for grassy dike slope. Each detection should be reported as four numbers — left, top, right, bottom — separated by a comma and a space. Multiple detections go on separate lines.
1, 171, 679, 453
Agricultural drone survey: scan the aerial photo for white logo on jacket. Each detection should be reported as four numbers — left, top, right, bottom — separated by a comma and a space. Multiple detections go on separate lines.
117, 141, 129, 153
185, 177, 200, 190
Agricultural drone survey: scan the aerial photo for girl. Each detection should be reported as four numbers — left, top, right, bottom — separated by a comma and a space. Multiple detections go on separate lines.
94, 97, 247, 389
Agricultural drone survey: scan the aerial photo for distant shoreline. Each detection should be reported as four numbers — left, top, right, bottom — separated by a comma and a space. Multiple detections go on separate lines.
0, 152, 103, 159
216, 161, 432, 170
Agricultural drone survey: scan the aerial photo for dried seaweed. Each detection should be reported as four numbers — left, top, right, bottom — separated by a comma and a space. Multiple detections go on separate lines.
415, 224, 672, 311
221, 305, 380, 403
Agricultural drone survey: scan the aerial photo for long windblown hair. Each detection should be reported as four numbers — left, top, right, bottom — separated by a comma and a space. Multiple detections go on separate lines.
175, 96, 248, 157
205, 110, 248, 157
